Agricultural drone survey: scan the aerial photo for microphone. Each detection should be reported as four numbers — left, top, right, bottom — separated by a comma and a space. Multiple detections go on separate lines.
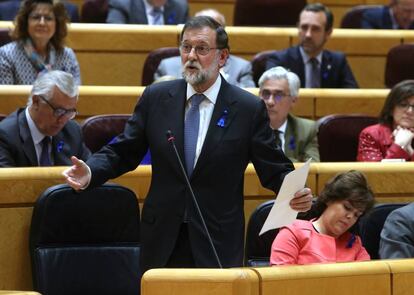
166, 130, 223, 268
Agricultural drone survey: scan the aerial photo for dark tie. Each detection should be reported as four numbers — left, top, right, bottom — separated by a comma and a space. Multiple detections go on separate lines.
39, 136, 51, 166
309, 58, 320, 88
274, 129, 282, 149
150, 7, 163, 25
184, 94, 204, 176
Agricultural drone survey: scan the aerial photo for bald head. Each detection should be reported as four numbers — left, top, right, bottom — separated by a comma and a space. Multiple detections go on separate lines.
195, 9, 226, 26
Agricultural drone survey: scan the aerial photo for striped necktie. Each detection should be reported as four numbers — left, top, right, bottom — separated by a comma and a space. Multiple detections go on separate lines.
184, 94, 204, 176
309, 58, 321, 88
150, 7, 163, 25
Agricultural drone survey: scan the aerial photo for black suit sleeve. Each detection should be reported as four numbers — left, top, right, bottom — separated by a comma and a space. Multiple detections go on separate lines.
87, 86, 150, 187
249, 99, 294, 193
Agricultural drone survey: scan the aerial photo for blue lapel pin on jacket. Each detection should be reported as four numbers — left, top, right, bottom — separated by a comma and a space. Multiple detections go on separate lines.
57, 140, 64, 153
217, 109, 229, 128
288, 135, 296, 150
322, 64, 331, 80
167, 12, 176, 24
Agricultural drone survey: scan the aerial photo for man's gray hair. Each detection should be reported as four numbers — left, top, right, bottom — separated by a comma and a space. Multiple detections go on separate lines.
27, 70, 79, 106
258, 66, 301, 97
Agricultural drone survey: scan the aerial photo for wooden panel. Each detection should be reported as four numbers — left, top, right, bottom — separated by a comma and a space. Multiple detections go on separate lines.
0, 208, 33, 291
142, 268, 259, 295
387, 259, 414, 295
254, 261, 391, 295
313, 88, 388, 118
77, 52, 145, 86
349, 56, 386, 88
226, 27, 293, 53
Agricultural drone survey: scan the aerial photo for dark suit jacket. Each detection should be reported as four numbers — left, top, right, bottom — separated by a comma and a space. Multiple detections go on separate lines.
266, 46, 359, 88
106, 0, 188, 24
86, 77, 294, 272
0, 0, 79, 22
0, 108, 91, 167
362, 6, 414, 29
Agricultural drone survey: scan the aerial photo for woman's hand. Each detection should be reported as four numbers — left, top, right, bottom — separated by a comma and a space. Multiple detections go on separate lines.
393, 126, 414, 154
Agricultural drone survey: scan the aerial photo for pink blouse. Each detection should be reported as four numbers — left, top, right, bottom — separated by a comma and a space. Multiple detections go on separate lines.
270, 220, 370, 265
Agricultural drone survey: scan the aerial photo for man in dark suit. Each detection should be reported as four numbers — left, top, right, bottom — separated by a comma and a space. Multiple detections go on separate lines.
63, 16, 312, 274
266, 3, 358, 88
0, 0, 80, 22
106, 0, 188, 24
0, 70, 90, 167
362, 0, 414, 29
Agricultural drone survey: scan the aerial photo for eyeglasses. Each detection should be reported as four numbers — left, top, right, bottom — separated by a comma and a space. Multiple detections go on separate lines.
179, 43, 221, 56
28, 13, 55, 23
397, 101, 414, 111
38, 95, 77, 119
260, 90, 290, 102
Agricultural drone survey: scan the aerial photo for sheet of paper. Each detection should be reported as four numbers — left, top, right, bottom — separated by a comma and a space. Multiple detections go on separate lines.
259, 159, 311, 235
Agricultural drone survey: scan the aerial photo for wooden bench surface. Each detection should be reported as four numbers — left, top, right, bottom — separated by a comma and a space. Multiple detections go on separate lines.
0, 86, 389, 121
0, 22, 411, 88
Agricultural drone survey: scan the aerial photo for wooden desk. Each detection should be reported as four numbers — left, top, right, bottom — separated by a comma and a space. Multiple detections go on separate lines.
0, 86, 389, 121
0, 162, 414, 290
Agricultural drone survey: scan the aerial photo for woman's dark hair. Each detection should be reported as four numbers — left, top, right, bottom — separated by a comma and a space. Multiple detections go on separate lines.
379, 80, 414, 127
310, 170, 375, 221
12, 0, 69, 52
180, 15, 229, 51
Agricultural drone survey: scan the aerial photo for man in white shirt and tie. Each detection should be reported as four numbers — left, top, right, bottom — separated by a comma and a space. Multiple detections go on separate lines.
106, 0, 188, 25
0, 70, 90, 167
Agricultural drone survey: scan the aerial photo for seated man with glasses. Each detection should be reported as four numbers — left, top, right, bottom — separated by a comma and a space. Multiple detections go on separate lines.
0, 70, 90, 167
259, 66, 320, 162
358, 79, 414, 161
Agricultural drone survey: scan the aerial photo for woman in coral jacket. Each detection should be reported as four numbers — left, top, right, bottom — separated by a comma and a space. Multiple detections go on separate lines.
358, 80, 414, 161
270, 170, 374, 265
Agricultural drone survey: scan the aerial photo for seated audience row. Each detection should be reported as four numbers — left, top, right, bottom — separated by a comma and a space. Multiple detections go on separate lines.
154, 4, 358, 89
0, 0, 81, 85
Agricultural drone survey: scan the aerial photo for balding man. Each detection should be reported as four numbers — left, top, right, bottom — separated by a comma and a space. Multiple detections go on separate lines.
154, 9, 255, 87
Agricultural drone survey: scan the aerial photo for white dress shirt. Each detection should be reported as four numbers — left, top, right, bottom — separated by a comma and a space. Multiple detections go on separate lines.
25, 107, 51, 165
185, 75, 222, 168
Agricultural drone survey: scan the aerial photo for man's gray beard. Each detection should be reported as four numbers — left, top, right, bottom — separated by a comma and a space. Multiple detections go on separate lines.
181, 58, 219, 86
182, 69, 208, 86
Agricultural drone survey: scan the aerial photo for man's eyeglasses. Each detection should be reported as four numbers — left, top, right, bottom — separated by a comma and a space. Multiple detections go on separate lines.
179, 43, 221, 56
397, 101, 414, 112
28, 14, 55, 23
38, 95, 77, 119
260, 90, 290, 102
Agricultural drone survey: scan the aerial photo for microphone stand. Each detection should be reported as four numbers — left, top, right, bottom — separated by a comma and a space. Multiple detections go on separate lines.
166, 130, 223, 268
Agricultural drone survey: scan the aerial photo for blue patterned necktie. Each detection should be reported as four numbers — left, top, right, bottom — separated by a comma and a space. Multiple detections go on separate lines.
150, 7, 163, 25
184, 94, 204, 176
39, 136, 51, 166
309, 58, 320, 88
